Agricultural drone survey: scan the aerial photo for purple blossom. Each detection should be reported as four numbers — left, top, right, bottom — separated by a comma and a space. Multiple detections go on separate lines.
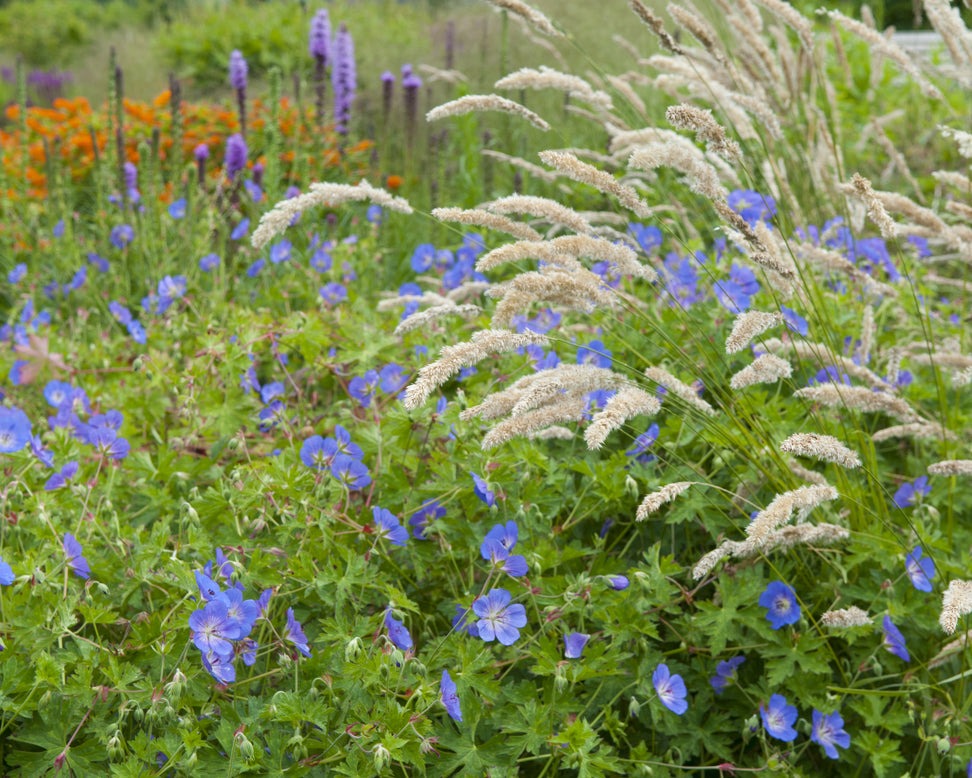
905, 546, 935, 592
331, 24, 357, 135
605, 575, 629, 591
893, 476, 931, 508
199, 253, 220, 272
201, 650, 235, 684
109, 224, 134, 249
710, 655, 745, 693
188, 598, 242, 657
228, 50, 248, 91
194, 143, 209, 161
759, 581, 800, 629
331, 454, 371, 489
441, 670, 462, 721
218, 589, 260, 638
63, 533, 90, 579
373, 507, 409, 546
473, 588, 527, 645
882, 615, 909, 662
319, 282, 347, 305
0, 555, 13, 585
0, 407, 32, 453
564, 632, 590, 659
300, 435, 338, 470
480, 537, 527, 577
88, 253, 109, 273
44, 461, 78, 491
309, 9, 332, 61
246, 258, 265, 277
379, 363, 409, 394
452, 605, 480, 638
577, 340, 612, 369
760, 694, 798, 741
30, 435, 54, 468
728, 189, 776, 227
224, 133, 248, 181
348, 370, 380, 407
811, 709, 851, 759
269, 239, 292, 264
484, 521, 518, 551
385, 609, 413, 650
781, 305, 808, 336
168, 198, 187, 219
285, 607, 312, 658
652, 663, 688, 715
230, 218, 250, 241
310, 248, 332, 273
408, 499, 446, 539
7, 263, 26, 284
471, 472, 496, 507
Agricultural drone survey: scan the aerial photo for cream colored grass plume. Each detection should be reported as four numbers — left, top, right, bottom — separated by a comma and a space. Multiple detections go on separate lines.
585, 388, 662, 450
477, 236, 656, 281
394, 304, 482, 336
691, 522, 849, 580
629, 142, 728, 201
487, 268, 617, 328
779, 433, 861, 468
793, 385, 920, 423
402, 330, 549, 410
482, 150, 558, 182
539, 150, 654, 218
481, 398, 588, 450
486, 195, 595, 236
745, 484, 839, 546
941, 579, 972, 634
725, 311, 784, 354
427, 95, 551, 132
665, 104, 741, 160
636, 482, 695, 521
872, 423, 956, 443
495, 67, 612, 109
483, 0, 562, 37
431, 207, 542, 242
252, 181, 412, 250
629, 0, 685, 54
928, 460, 972, 476
644, 367, 717, 416
820, 607, 872, 628
729, 354, 793, 389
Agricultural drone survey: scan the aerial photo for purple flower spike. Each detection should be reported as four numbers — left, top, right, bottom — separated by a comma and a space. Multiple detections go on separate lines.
905, 546, 935, 592
882, 615, 910, 662
472, 588, 527, 645
228, 50, 248, 91
331, 23, 356, 135
385, 609, 413, 651
309, 9, 331, 62
811, 709, 851, 759
760, 694, 798, 741
224, 133, 248, 181
758, 581, 800, 629
564, 632, 590, 659
652, 663, 688, 715
441, 670, 462, 722
63, 533, 90, 579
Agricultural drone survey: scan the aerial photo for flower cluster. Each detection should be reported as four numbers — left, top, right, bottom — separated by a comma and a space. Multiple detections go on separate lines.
300, 425, 371, 490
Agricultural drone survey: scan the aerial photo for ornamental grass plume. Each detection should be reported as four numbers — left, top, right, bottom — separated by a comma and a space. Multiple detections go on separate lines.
402, 330, 549, 410
725, 311, 784, 354
486, 195, 596, 235
643, 367, 716, 416
252, 181, 412, 250
427, 95, 551, 131
779, 433, 861, 468
483, 0, 562, 37
636, 482, 694, 521
495, 66, 612, 108
729, 354, 793, 389
820, 607, 872, 627
793, 385, 920, 423
394, 303, 482, 335
538, 150, 654, 218
431, 207, 542, 242
745, 485, 839, 546
585, 388, 661, 449
928, 460, 972, 476
629, 0, 684, 53
940, 580, 972, 634
665, 104, 741, 160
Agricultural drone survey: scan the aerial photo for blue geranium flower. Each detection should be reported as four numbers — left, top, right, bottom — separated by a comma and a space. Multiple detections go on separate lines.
905, 546, 935, 592
63, 533, 90, 579
385, 609, 413, 650
882, 615, 910, 661
230, 218, 250, 241
564, 632, 590, 659
577, 339, 612, 369
0, 407, 32, 453
441, 670, 462, 721
710, 655, 745, 693
109, 224, 135, 249
471, 472, 495, 507
761, 694, 798, 741
472, 588, 527, 645
811, 709, 851, 759
168, 198, 187, 219
373, 507, 409, 546
652, 663, 688, 715
284, 607, 312, 658
893, 476, 931, 508
199, 253, 220, 272
759, 581, 800, 629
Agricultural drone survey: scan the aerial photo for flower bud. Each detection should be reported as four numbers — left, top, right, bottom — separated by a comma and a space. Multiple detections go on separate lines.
628, 696, 641, 718
227, 437, 241, 451
235, 733, 255, 761
625, 474, 639, 500
373, 743, 391, 772
286, 732, 308, 761
937, 737, 951, 755
184, 750, 197, 769
345, 636, 364, 662
107, 730, 124, 760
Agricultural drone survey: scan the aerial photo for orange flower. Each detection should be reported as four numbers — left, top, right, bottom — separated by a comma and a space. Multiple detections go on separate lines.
386, 174, 403, 190
5, 105, 19, 120
153, 90, 172, 108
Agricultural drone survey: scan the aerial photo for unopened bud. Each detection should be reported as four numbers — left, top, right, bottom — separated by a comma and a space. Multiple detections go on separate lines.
345, 636, 363, 662
107, 730, 124, 760
373, 743, 391, 771
554, 667, 569, 692
286, 732, 308, 761
235, 733, 255, 761
628, 696, 641, 718
937, 737, 950, 755
227, 437, 241, 451
625, 474, 639, 500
